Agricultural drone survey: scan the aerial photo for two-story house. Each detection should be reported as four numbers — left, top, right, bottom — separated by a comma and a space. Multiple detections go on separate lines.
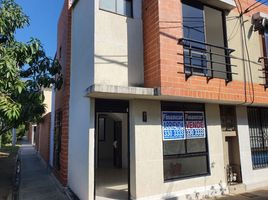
49, 0, 268, 199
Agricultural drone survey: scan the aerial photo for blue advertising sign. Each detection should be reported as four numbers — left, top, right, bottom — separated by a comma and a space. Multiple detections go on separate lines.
185, 112, 206, 139
162, 111, 185, 141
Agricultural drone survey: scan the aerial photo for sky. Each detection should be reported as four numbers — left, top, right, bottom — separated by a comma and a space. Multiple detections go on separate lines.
15, 0, 64, 58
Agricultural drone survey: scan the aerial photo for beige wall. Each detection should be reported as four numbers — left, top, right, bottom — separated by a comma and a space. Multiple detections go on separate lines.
43, 89, 52, 114
130, 100, 226, 200
94, 0, 144, 87
226, 11, 264, 84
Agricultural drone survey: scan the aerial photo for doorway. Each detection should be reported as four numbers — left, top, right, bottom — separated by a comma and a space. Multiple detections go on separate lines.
95, 99, 129, 200
220, 106, 243, 185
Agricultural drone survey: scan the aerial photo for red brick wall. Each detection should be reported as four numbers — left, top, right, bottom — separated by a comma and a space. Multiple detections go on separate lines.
143, 0, 161, 87
143, 0, 268, 105
53, 0, 71, 186
37, 113, 51, 163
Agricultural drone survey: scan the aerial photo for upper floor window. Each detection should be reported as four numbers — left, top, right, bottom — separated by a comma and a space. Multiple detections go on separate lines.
180, 0, 236, 82
99, 0, 132, 17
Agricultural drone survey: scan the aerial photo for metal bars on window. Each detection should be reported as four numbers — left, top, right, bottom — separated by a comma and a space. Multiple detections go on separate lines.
178, 38, 237, 83
248, 107, 268, 169
258, 57, 268, 89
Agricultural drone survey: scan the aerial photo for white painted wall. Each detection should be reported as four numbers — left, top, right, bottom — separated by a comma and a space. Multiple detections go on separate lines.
69, 0, 95, 199
236, 106, 268, 190
94, 0, 144, 87
129, 101, 226, 200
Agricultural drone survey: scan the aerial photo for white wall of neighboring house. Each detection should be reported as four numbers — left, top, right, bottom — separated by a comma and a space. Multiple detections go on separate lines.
68, 0, 95, 199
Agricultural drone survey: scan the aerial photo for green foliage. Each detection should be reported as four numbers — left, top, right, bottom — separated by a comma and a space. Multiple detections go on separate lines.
16, 124, 26, 140
0, 0, 62, 135
1, 130, 11, 144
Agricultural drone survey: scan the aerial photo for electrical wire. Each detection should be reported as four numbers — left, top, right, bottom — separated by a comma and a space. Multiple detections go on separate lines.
243, 0, 264, 13
241, 18, 255, 104
235, 0, 256, 104
227, 18, 240, 41
243, 0, 268, 15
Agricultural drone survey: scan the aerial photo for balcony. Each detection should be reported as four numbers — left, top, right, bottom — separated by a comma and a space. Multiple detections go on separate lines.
178, 38, 237, 83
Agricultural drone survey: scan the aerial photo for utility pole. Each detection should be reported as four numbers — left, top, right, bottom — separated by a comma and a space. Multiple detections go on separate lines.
12, 128, 16, 146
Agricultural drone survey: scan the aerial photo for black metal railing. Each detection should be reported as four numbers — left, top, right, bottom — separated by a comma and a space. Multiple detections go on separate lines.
258, 57, 268, 89
248, 107, 268, 169
178, 38, 237, 83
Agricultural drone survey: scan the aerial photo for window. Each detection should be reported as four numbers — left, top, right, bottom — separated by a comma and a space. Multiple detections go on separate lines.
99, 0, 132, 17
181, 0, 233, 81
162, 102, 210, 181
248, 107, 268, 169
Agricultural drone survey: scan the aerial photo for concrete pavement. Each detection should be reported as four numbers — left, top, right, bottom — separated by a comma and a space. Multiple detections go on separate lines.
217, 189, 268, 200
19, 142, 68, 200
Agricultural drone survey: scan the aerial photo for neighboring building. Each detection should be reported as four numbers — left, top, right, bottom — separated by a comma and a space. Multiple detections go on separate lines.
28, 88, 52, 163
50, 0, 72, 186
49, 0, 268, 199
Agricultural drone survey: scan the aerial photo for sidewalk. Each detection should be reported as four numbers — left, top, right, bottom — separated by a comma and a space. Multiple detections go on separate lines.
19, 141, 68, 200
217, 188, 268, 200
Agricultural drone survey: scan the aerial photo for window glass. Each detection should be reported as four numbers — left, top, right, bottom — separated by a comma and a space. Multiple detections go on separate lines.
182, 0, 206, 74
187, 138, 206, 153
164, 156, 208, 180
99, 0, 116, 13
163, 140, 185, 155
162, 102, 209, 181
99, 0, 132, 17
117, 0, 132, 17
182, 0, 205, 43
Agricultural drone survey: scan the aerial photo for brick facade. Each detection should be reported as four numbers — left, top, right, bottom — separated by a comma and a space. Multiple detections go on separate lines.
36, 113, 51, 163
143, 0, 268, 105
53, 0, 72, 186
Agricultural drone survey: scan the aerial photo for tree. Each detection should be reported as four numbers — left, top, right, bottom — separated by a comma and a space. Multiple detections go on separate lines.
0, 0, 62, 136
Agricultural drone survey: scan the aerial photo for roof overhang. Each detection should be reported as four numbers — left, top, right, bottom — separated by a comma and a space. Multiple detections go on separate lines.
198, 0, 236, 10
85, 84, 268, 106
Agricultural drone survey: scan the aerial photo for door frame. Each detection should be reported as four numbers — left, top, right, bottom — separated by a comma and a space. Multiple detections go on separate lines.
94, 99, 130, 200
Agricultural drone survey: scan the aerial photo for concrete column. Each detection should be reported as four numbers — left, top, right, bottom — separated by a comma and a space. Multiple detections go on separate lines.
129, 100, 162, 199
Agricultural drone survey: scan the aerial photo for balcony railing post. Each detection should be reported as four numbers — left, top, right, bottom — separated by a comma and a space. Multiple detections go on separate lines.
189, 42, 193, 77
209, 47, 213, 81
